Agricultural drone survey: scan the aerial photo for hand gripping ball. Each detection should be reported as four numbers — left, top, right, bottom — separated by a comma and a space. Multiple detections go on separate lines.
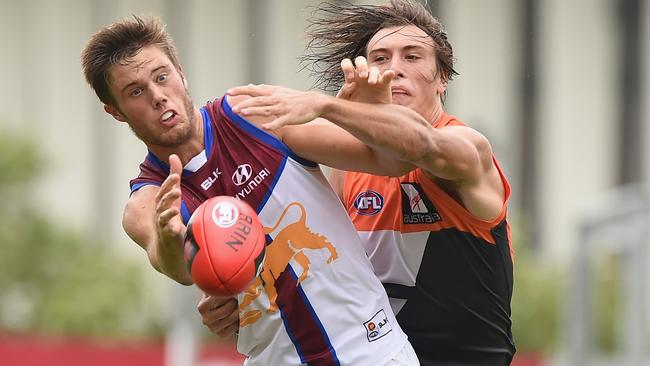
183, 196, 266, 297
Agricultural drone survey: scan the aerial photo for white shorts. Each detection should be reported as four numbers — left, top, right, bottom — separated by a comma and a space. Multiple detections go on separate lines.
385, 341, 420, 366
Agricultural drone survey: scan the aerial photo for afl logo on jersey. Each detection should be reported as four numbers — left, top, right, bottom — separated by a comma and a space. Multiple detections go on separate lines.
354, 190, 384, 215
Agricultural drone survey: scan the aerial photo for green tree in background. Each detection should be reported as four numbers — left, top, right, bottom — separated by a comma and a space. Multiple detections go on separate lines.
0, 130, 163, 338
509, 221, 563, 356
510, 227, 620, 357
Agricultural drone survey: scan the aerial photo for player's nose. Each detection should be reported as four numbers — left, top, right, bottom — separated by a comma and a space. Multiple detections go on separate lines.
151, 85, 167, 108
388, 58, 406, 78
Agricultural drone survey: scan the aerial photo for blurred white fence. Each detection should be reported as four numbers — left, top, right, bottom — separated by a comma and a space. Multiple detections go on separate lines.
566, 184, 649, 366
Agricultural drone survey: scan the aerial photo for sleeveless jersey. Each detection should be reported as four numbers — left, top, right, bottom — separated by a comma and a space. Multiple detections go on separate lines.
130, 96, 408, 366
342, 114, 516, 365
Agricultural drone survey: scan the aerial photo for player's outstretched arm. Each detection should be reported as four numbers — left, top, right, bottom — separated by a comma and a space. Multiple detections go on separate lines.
123, 154, 193, 285
334, 57, 505, 221
226, 68, 414, 176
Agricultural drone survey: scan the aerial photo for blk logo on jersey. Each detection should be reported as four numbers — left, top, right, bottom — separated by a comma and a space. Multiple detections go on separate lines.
353, 190, 384, 215
400, 183, 441, 224
363, 309, 393, 342
232, 164, 253, 186
200, 168, 222, 191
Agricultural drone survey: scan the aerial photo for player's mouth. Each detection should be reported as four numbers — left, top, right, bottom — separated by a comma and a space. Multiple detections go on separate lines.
160, 110, 178, 126
390, 86, 410, 96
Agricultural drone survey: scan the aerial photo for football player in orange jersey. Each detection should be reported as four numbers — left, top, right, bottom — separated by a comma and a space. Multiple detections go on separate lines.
226, 1, 516, 365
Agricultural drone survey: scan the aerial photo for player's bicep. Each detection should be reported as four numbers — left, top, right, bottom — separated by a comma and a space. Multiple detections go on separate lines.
122, 185, 159, 251
420, 126, 490, 183
328, 168, 345, 202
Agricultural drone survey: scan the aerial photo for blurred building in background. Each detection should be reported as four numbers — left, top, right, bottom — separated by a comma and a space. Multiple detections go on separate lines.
0, 0, 647, 365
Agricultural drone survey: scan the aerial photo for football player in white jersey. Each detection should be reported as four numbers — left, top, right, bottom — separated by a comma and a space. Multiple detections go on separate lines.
81, 14, 420, 366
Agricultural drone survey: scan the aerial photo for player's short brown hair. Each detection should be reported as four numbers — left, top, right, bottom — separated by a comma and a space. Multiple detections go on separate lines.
302, 0, 458, 93
81, 15, 181, 105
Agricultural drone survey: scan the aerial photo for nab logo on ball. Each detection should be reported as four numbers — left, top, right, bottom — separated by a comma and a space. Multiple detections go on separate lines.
354, 190, 384, 215
212, 201, 238, 228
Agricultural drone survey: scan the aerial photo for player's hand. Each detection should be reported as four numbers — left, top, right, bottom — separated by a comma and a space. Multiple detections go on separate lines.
336, 56, 394, 104
227, 84, 326, 131
155, 154, 185, 247
198, 293, 240, 338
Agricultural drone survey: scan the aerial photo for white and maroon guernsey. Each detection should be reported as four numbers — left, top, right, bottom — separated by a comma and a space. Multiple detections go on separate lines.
130, 96, 408, 365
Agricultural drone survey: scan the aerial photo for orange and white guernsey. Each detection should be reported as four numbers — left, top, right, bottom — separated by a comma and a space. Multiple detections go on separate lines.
130, 96, 408, 365
342, 114, 516, 364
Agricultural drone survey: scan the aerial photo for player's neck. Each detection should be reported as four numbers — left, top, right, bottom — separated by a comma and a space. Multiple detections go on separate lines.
424, 104, 444, 127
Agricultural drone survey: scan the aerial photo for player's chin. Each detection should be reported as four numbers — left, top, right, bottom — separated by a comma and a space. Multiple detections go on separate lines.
390, 94, 410, 105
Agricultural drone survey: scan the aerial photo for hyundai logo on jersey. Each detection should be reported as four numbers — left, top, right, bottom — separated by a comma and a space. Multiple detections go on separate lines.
354, 190, 384, 215
232, 164, 253, 186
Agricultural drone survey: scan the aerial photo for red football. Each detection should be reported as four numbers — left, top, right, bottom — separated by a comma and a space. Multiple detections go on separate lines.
184, 196, 266, 297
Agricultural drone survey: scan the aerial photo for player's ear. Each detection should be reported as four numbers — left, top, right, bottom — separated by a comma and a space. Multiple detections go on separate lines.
436, 78, 447, 95
104, 104, 127, 122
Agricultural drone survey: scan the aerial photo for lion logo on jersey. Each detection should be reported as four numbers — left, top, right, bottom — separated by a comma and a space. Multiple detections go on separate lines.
238, 202, 338, 327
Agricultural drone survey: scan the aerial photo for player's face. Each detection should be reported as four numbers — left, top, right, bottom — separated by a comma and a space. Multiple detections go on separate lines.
366, 25, 445, 122
105, 46, 195, 148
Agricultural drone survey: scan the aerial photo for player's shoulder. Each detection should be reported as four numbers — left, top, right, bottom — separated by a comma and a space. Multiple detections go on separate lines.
128, 184, 159, 205
225, 94, 250, 108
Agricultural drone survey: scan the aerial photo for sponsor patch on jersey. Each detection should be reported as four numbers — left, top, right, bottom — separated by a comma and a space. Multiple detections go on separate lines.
400, 182, 442, 224
353, 190, 384, 215
363, 309, 393, 342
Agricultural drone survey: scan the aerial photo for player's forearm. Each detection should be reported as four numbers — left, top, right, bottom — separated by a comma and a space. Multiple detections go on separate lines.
319, 97, 434, 164
151, 236, 193, 285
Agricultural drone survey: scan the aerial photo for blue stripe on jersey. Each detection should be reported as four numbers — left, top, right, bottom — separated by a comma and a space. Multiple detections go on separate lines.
130, 181, 160, 194
200, 107, 214, 157
180, 201, 191, 224
221, 96, 318, 168
257, 157, 288, 214
145, 152, 167, 172
277, 265, 340, 366
145, 152, 195, 177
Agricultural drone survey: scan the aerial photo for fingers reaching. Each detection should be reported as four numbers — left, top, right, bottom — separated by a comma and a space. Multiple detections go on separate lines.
337, 56, 394, 104
378, 69, 396, 87
368, 66, 380, 85
227, 84, 276, 97
341, 58, 355, 84
198, 294, 240, 338
354, 56, 369, 79
336, 82, 356, 99
261, 116, 289, 131
169, 154, 182, 178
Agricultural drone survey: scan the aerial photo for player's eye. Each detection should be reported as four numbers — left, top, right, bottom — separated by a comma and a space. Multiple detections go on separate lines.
130, 87, 143, 97
157, 73, 168, 82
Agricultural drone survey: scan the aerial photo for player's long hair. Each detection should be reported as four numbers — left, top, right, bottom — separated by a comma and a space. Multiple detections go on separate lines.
302, 0, 458, 93
81, 15, 181, 105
